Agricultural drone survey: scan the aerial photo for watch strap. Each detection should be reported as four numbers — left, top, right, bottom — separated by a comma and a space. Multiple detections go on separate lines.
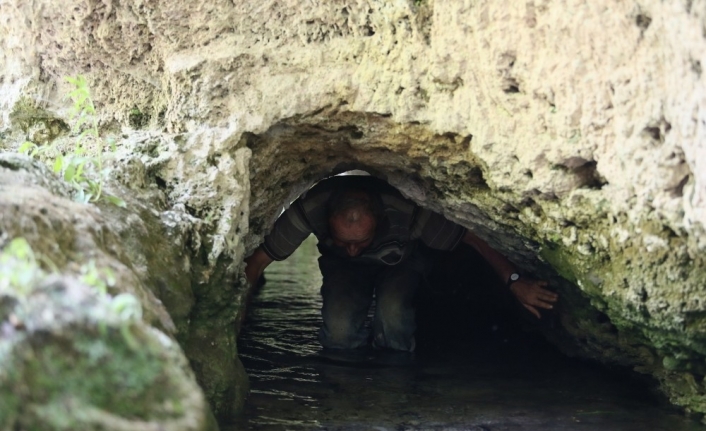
506, 272, 521, 287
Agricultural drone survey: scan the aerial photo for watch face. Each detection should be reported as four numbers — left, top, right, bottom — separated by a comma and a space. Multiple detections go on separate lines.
510, 273, 520, 281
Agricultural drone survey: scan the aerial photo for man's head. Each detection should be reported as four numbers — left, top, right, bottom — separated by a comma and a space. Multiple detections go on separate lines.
327, 189, 379, 257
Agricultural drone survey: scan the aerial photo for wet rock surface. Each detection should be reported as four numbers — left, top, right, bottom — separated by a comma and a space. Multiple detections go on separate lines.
230, 238, 704, 431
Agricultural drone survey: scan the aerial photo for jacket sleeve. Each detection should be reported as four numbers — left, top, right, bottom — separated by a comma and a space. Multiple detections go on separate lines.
411, 207, 466, 251
262, 201, 313, 261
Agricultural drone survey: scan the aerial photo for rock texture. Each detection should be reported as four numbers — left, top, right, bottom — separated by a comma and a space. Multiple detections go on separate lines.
0, 154, 221, 430
1, 0, 706, 419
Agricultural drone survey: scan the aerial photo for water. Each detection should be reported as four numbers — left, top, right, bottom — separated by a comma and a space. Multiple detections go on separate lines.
227, 237, 705, 431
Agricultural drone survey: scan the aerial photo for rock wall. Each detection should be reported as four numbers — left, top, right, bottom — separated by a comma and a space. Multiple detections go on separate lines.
1, 0, 706, 420
0, 154, 219, 430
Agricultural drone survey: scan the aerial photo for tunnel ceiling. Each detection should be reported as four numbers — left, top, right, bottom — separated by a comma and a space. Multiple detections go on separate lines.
2, 0, 706, 420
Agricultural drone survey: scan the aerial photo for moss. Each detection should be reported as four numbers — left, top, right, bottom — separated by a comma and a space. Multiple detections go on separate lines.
9, 98, 69, 145
539, 242, 579, 285
663, 355, 682, 371
531, 205, 706, 414
0, 387, 20, 428
10, 327, 169, 422
128, 106, 151, 129
179, 250, 249, 420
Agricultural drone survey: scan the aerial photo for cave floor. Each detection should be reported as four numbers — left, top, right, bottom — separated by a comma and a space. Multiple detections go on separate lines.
227, 238, 704, 431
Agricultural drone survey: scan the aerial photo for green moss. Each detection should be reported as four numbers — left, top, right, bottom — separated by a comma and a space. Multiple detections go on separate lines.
539, 242, 579, 285
4, 326, 176, 427
9, 98, 68, 145
128, 106, 151, 129
0, 387, 20, 428
663, 355, 681, 371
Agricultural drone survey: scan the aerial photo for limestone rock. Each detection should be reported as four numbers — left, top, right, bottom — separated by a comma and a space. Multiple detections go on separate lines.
0, 153, 237, 428
0, 276, 217, 431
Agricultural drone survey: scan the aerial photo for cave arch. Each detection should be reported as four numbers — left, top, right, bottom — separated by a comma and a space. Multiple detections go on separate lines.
239, 108, 614, 366
234, 112, 695, 426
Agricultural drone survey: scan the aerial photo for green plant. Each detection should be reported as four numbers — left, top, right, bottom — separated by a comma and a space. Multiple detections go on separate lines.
18, 76, 125, 207
80, 260, 116, 295
0, 238, 44, 295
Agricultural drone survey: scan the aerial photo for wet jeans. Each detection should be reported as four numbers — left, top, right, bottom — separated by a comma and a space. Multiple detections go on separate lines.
317, 248, 429, 352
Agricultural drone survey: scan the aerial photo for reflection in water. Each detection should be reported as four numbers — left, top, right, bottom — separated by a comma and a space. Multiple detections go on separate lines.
228, 237, 704, 431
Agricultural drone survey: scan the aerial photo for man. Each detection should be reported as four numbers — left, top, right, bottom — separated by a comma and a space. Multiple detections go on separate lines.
245, 175, 557, 353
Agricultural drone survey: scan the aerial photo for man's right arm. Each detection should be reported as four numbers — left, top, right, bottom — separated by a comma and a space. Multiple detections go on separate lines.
244, 247, 274, 286
244, 197, 315, 286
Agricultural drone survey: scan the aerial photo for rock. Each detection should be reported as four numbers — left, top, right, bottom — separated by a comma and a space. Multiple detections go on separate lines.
0, 276, 217, 431
0, 154, 238, 428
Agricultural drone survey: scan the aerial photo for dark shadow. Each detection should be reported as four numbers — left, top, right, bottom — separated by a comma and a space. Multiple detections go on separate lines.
415, 242, 558, 356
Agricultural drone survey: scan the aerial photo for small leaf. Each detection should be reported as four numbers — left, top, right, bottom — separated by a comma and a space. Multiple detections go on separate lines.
104, 195, 126, 208
103, 268, 116, 287
74, 188, 86, 203
64, 162, 76, 182
120, 324, 140, 351
75, 169, 85, 184
53, 156, 63, 174
18, 141, 35, 155
73, 93, 88, 107
112, 293, 143, 321
86, 180, 99, 193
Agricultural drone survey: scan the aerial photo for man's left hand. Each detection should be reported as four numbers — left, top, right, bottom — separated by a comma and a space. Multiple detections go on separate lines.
509, 279, 558, 319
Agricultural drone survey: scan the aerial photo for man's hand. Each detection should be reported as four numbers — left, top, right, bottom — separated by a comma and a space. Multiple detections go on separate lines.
509, 279, 558, 319
460, 230, 559, 318
244, 247, 274, 287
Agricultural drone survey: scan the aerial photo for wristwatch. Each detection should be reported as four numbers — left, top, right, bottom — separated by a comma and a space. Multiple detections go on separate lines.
506, 272, 521, 287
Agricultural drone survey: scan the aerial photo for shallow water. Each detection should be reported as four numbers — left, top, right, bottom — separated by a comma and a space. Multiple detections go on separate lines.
227, 237, 705, 431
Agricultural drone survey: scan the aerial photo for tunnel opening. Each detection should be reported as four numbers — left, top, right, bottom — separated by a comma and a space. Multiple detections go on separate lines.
230, 235, 692, 431
230, 110, 702, 429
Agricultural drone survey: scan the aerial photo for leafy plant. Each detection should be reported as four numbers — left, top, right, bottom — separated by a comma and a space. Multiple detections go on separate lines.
19, 76, 125, 207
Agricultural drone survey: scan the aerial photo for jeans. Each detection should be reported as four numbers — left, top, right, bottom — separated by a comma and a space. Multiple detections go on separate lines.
317, 247, 429, 352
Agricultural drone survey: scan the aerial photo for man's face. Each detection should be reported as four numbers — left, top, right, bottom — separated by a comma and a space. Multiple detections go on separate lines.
329, 212, 377, 257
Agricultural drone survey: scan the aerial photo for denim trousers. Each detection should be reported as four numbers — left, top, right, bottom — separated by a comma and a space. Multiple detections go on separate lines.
317, 248, 428, 352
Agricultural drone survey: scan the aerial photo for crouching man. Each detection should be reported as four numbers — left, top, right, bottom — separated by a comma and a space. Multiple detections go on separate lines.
245, 175, 557, 353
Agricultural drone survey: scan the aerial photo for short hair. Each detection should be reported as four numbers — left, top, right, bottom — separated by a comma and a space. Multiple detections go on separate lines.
327, 189, 382, 222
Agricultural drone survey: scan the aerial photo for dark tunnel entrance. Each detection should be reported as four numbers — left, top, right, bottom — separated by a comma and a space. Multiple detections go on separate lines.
229, 235, 699, 431
228, 166, 702, 431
